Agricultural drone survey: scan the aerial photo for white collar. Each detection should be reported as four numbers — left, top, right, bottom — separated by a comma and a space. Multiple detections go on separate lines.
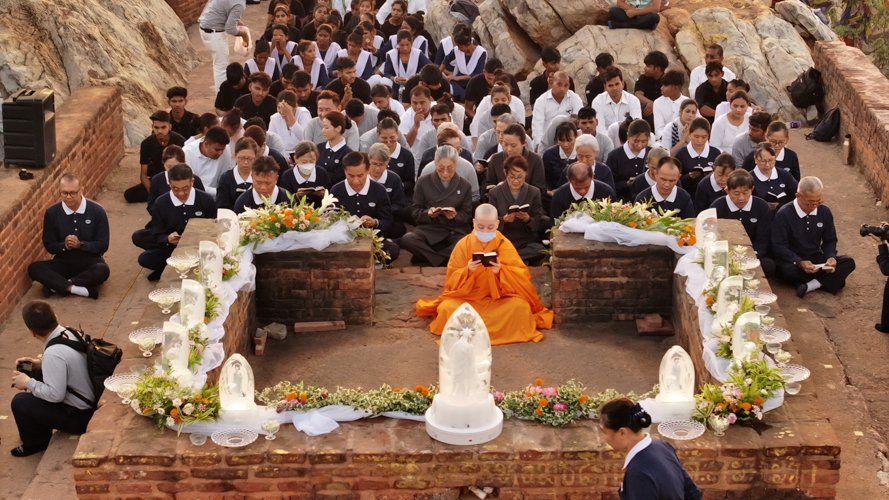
62, 197, 87, 215
233, 169, 252, 185
753, 166, 777, 182
390, 143, 402, 158
776, 148, 786, 161
652, 185, 677, 202
569, 183, 593, 201
793, 198, 817, 217
623, 435, 652, 469
263, 144, 270, 155
686, 142, 711, 158
327, 140, 346, 152
644, 171, 657, 186
346, 176, 371, 196
726, 195, 752, 212
622, 142, 645, 159
608, 91, 629, 106
296, 167, 317, 183
709, 173, 722, 192
559, 148, 576, 160
375, 169, 389, 184
253, 186, 279, 204
170, 188, 196, 206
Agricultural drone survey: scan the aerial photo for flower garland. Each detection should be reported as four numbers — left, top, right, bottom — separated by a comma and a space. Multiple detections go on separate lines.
554, 199, 696, 245
121, 372, 221, 432
691, 359, 784, 424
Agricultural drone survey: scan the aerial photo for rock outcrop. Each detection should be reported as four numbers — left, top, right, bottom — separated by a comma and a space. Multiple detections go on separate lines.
775, 0, 837, 41
0, 0, 199, 149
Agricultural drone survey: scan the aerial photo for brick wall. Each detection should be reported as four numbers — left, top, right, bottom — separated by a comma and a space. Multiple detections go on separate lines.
551, 230, 675, 323
813, 41, 889, 203
0, 87, 123, 327
165, 0, 209, 26
253, 238, 374, 326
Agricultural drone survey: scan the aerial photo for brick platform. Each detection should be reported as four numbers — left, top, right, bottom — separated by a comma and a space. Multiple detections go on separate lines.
551, 229, 675, 323
165, 0, 209, 26
253, 238, 375, 326
0, 87, 123, 327
813, 41, 889, 203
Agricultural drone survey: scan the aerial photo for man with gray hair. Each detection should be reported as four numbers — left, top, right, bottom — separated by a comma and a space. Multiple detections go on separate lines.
772, 176, 855, 297
399, 145, 474, 266
550, 162, 616, 220
474, 105, 515, 163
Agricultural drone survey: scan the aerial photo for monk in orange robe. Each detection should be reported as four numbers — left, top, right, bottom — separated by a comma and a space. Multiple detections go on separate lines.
416, 203, 553, 345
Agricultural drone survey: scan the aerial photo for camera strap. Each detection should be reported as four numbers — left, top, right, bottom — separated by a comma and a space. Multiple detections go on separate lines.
45, 328, 96, 409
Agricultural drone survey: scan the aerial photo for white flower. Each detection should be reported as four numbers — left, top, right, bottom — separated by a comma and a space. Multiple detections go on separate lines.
166, 416, 175, 426
761, 389, 768, 395
130, 400, 140, 412
745, 378, 753, 386
156, 407, 165, 415
240, 207, 259, 220
319, 191, 338, 210
183, 403, 195, 416
172, 398, 182, 407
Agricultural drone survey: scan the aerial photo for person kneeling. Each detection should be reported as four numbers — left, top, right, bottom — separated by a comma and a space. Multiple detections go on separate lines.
487, 155, 550, 264
416, 204, 554, 345
138, 164, 217, 281
29, 174, 110, 299
10, 301, 96, 457
711, 170, 776, 277
233, 156, 291, 213
635, 157, 695, 219
772, 176, 856, 298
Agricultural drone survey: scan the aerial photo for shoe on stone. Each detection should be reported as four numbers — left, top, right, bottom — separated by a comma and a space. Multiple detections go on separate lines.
607, 21, 614, 29
11, 443, 48, 457
147, 270, 163, 282
42, 286, 54, 298
876, 323, 889, 334
87, 287, 100, 300
796, 284, 807, 298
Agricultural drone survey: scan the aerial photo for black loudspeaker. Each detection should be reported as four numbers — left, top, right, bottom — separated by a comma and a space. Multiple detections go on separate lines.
3, 89, 56, 167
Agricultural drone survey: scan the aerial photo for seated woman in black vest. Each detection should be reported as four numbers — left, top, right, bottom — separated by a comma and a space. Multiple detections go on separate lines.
279, 141, 331, 206
486, 155, 550, 264
750, 142, 797, 212
674, 117, 721, 199
217, 137, 259, 210
605, 118, 651, 202
742, 120, 800, 180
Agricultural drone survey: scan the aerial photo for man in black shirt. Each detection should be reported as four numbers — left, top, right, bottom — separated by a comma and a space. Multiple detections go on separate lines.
29, 174, 110, 299
293, 70, 320, 117
270, 63, 298, 98
635, 157, 695, 219
325, 58, 372, 104
464, 58, 502, 120
694, 62, 727, 123
550, 162, 616, 220
234, 72, 278, 125
529, 47, 575, 107
585, 53, 620, 105
634, 51, 667, 129
401, 64, 453, 105
772, 176, 856, 297
124, 111, 186, 204
138, 164, 218, 281
214, 63, 249, 115
167, 86, 200, 139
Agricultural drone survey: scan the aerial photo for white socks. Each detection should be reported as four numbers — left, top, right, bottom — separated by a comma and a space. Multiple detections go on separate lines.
69, 285, 89, 297
806, 279, 822, 293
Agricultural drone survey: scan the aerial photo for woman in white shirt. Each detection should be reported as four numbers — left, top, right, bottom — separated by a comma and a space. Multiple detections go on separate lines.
710, 90, 750, 155
714, 79, 754, 119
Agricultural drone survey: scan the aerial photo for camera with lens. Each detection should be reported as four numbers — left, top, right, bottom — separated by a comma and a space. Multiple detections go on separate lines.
861, 224, 889, 241
15, 360, 33, 377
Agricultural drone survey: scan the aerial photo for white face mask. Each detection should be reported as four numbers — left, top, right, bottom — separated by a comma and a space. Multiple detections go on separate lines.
475, 230, 496, 243
297, 163, 315, 176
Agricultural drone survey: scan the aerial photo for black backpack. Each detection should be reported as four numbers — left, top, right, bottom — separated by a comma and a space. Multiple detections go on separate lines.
47, 327, 122, 409
787, 68, 824, 109
806, 107, 840, 142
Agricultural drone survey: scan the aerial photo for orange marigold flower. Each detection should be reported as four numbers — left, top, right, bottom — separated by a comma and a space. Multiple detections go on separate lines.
628, 221, 637, 228
578, 395, 588, 404
286, 392, 297, 400
284, 208, 293, 215
706, 296, 715, 306
526, 391, 535, 397
741, 402, 752, 411
753, 397, 765, 406
535, 407, 543, 416
393, 388, 401, 392
312, 216, 320, 222
269, 215, 277, 222
298, 392, 308, 403
174, 417, 183, 424
645, 218, 653, 224
415, 385, 425, 392
677, 239, 686, 247
170, 408, 179, 417
687, 236, 696, 245
143, 409, 151, 414
534, 378, 544, 386
539, 398, 548, 407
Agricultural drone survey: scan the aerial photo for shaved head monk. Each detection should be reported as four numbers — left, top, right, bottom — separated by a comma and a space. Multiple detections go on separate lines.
416, 203, 553, 345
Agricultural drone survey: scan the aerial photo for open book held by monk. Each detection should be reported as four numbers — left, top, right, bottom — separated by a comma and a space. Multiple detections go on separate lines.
416, 230, 553, 345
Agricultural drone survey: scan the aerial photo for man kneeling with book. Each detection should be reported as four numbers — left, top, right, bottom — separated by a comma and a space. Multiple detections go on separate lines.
416, 203, 553, 345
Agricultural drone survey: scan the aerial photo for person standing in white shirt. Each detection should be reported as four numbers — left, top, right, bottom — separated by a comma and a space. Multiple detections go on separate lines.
652, 70, 688, 140
198, 0, 249, 91
591, 68, 642, 130
531, 71, 583, 148
710, 90, 751, 155
688, 44, 736, 92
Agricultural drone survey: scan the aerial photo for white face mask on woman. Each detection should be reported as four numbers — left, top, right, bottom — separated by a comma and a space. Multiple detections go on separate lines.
297, 163, 315, 176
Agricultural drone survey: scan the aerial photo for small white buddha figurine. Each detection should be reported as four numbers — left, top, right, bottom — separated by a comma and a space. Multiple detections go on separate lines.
162, 321, 193, 387
732, 312, 762, 363
179, 279, 206, 329
199, 241, 225, 298
216, 209, 240, 253
656, 346, 695, 403
704, 240, 729, 282
219, 354, 257, 424
711, 275, 743, 336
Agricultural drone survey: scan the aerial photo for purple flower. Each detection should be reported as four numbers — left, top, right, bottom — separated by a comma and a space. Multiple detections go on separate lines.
541, 387, 558, 398
553, 403, 568, 412
492, 391, 504, 403
727, 413, 737, 424
197, 404, 206, 412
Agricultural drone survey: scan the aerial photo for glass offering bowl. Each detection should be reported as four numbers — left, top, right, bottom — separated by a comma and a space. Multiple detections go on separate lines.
149, 288, 181, 314
166, 255, 200, 279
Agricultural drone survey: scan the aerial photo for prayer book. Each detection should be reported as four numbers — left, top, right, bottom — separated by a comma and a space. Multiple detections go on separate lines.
508, 204, 530, 214
472, 251, 499, 267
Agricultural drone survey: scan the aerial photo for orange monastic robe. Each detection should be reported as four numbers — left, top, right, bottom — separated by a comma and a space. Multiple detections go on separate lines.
416, 231, 553, 345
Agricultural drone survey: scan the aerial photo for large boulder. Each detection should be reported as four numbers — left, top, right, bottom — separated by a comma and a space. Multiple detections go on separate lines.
425, 0, 458, 45
676, 8, 812, 120
0, 0, 199, 147
473, 0, 540, 78
775, 0, 837, 41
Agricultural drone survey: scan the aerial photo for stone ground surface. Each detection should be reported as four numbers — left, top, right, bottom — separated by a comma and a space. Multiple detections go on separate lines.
1, 3, 889, 499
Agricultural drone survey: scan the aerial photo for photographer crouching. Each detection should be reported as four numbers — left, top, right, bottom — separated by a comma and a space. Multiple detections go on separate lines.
9, 301, 95, 457
865, 222, 889, 333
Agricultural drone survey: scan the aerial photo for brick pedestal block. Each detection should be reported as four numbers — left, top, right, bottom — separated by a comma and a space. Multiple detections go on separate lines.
253, 238, 374, 326
551, 229, 675, 323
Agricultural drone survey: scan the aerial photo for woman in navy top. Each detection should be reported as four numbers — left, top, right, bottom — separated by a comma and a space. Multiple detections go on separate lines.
317, 112, 354, 185
542, 121, 578, 194
751, 142, 797, 211
741, 121, 800, 180
279, 141, 331, 207
368, 143, 409, 235
216, 137, 258, 210
674, 117, 721, 199
376, 117, 416, 194
606, 118, 651, 202
599, 398, 701, 500
381, 30, 432, 99
693, 152, 734, 214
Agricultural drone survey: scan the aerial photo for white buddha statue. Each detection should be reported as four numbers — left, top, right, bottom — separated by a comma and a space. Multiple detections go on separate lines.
199, 241, 225, 299
162, 321, 193, 387
216, 209, 240, 254
179, 279, 206, 330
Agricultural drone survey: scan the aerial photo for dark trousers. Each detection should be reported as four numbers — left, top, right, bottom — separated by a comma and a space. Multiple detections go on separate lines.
608, 6, 660, 29
776, 253, 856, 294
382, 239, 401, 264
384, 222, 407, 240
11, 392, 94, 447
138, 246, 174, 273
132, 228, 159, 250
882, 279, 889, 327
28, 254, 110, 294
760, 256, 777, 279
124, 183, 149, 203
399, 232, 464, 267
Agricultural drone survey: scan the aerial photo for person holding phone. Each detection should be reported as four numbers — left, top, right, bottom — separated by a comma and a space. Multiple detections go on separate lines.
871, 223, 889, 333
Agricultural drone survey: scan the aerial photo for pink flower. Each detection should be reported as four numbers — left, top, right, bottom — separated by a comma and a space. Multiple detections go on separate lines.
553, 403, 568, 412
541, 387, 558, 398
492, 391, 504, 403
727, 413, 737, 424
528, 385, 541, 394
